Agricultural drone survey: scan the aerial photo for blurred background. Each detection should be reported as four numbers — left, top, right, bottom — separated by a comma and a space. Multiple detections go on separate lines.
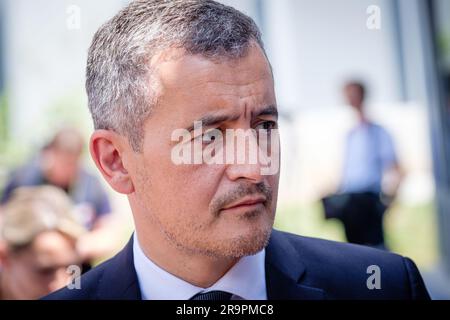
0, 0, 449, 299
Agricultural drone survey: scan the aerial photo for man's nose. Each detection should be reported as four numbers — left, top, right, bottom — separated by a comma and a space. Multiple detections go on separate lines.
225, 133, 264, 183
226, 162, 264, 183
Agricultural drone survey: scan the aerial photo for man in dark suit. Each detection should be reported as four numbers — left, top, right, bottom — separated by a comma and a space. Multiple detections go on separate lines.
45, 230, 428, 300
45, 0, 429, 300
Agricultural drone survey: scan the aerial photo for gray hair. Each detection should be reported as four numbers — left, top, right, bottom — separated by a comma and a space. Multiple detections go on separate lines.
87, 0, 265, 152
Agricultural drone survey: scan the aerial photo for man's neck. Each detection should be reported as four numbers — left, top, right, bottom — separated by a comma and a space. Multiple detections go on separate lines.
134, 226, 239, 288
357, 109, 367, 123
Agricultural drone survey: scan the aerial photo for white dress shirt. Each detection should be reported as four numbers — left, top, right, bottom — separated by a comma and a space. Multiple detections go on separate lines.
133, 233, 267, 300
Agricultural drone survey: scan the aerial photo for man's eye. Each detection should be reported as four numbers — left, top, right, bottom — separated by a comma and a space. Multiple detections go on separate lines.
201, 129, 221, 145
256, 121, 277, 131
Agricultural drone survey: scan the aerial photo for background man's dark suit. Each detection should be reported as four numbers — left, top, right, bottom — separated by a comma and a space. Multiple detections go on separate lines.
44, 230, 430, 300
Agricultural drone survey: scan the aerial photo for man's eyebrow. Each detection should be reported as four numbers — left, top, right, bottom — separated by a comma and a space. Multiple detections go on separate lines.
254, 105, 278, 119
186, 112, 241, 132
185, 105, 278, 132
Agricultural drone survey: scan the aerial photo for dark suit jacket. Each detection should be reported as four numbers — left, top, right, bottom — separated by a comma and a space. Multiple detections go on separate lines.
43, 229, 430, 300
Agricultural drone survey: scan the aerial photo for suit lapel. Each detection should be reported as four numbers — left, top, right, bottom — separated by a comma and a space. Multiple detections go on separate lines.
96, 237, 141, 300
265, 230, 326, 300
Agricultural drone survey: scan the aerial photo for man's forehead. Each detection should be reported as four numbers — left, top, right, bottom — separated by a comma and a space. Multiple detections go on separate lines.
153, 46, 273, 91
145, 45, 276, 129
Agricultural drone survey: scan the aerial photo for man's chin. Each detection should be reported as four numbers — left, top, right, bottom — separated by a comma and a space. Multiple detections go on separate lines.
211, 226, 273, 258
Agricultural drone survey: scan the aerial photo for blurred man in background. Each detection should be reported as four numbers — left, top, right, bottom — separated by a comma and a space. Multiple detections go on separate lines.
339, 81, 402, 248
0, 186, 84, 299
0, 128, 119, 265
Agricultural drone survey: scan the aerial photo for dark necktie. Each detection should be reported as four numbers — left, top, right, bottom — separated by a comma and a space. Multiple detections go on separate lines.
190, 290, 233, 300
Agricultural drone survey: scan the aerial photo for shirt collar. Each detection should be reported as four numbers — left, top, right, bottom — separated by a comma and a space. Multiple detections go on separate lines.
133, 233, 267, 300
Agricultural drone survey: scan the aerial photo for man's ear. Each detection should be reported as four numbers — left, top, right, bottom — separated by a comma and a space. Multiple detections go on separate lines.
89, 130, 135, 194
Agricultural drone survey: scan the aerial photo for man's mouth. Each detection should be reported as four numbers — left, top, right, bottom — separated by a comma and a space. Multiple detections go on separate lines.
220, 195, 267, 212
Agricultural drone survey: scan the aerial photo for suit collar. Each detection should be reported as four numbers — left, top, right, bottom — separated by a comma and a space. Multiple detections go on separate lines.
265, 230, 326, 300
96, 237, 141, 300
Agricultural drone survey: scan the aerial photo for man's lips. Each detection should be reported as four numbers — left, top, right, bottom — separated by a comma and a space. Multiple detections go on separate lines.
221, 195, 267, 211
